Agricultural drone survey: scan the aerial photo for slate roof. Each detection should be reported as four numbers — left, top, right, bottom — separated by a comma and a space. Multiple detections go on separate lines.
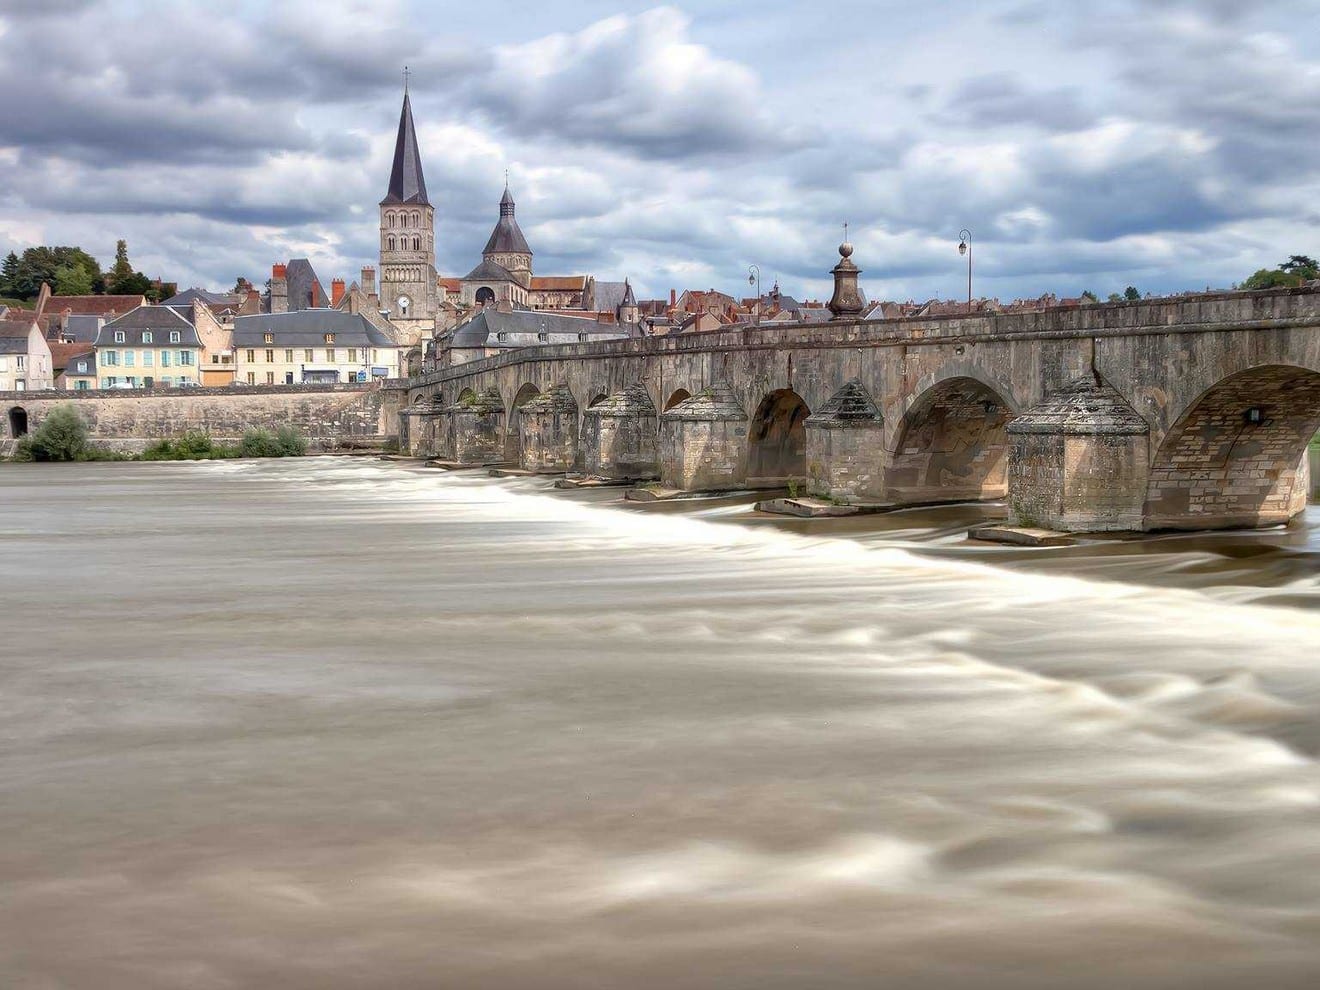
56, 314, 106, 342
51, 343, 95, 376
283, 259, 325, 311
593, 280, 629, 312
0, 317, 37, 353
162, 287, 242, 308
807, 379, 883, 425
462, 257, 518, 283
96, 306, 201, 346
232, 310, 397, 348
450, 308, 640, 349
482, 186, 532, 256
381, 92, 429, 206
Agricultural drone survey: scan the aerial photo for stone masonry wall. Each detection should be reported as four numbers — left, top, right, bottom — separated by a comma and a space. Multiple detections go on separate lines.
2, 384, 393, 447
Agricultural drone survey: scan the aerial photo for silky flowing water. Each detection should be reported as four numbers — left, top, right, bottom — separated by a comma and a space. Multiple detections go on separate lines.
3, 458, 1320, 988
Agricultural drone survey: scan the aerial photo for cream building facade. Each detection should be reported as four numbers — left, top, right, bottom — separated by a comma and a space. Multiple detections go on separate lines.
232, 311, 401, 385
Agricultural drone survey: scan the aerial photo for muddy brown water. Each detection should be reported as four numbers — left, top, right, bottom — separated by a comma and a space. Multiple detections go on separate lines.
2, 458, 1319, 989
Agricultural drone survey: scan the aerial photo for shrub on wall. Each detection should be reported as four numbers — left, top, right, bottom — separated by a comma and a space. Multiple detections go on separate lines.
12, 405, 90, 462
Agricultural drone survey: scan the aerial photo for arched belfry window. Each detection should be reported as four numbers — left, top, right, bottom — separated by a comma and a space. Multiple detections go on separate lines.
388, 236, 395, 251
412, 236, 420, 251
388, 214, 395, 228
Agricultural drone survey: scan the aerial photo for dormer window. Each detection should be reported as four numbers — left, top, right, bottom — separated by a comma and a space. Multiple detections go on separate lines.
77, 361, 88, 373
142, 331, 152, 343
324, 333, 335, 344
114, 330, 125, 343
538, 332, 548, 342
264, 332, 274, 344
496, 332, 508, 342
169, 330, 181, 343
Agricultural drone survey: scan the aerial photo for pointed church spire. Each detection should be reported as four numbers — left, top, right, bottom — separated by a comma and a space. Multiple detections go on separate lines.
382, 85, 428, 206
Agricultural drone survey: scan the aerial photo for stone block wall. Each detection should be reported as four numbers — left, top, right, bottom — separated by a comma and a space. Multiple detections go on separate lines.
519, 408, 578, 473
659, 419, 749, 492
806, 422, 888, 501
449, 409, 504, 464
582, 411, 659, 480
2, 384, 392, 448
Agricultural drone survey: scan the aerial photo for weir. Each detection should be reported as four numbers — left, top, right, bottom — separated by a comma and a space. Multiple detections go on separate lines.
406, 269, 1320, 533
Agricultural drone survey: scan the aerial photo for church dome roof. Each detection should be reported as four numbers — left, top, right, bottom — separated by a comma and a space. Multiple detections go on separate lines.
483, 185, 532, 257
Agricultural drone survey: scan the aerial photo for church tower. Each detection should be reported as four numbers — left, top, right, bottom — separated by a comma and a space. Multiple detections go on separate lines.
482, 182, 533, 288
378, 85, 437, 336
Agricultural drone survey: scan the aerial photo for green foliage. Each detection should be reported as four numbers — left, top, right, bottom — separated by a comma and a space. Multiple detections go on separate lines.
1242, 268, 1305, 290
1080, 290, 1098, 303
1241, 254, 1319, 291
141, 429, 235, 461
239, 425, 307, 458
9, 246, 102, 300
1123, 286, 1141, 301
12, 405, 90, 462
54, 262, 95, 295
1107, 293, 1123, 303
0, 251, 18, 296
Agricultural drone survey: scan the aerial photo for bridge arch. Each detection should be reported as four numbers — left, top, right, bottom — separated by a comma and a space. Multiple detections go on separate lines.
748, 388, 811, 482
664, 388, 692, 411
887, 374, 1016, 503
7, 406, 28, 438
507, 383, 542, 461
1144, 364, 1320, 530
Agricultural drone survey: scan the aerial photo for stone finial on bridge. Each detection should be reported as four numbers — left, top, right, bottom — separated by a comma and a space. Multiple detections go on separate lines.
827, 239, 865, 320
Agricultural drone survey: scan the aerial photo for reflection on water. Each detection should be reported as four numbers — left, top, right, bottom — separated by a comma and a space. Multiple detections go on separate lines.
2, 459, 1320, 989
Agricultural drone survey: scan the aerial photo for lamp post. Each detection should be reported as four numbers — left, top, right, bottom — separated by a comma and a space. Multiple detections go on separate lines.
747, 265, 761, 326
957, 229, 972, 310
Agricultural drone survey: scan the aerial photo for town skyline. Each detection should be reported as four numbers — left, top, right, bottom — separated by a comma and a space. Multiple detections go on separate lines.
2, 1, 1318, 303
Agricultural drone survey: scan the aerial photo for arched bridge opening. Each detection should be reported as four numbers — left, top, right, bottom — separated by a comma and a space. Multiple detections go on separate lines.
748, 388, 810, 484
664, 389, 691, 411
1145, 365, 1320, 530
888, 376, 1014, 503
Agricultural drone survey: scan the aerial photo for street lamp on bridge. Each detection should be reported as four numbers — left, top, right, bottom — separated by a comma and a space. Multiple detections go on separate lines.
748, 265, 762, 326
957, 229, 972, 310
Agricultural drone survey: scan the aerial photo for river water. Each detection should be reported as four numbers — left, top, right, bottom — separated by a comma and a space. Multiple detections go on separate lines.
3, 458, 1320, 988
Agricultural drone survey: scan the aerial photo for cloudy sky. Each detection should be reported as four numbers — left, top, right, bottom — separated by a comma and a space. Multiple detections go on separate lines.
1, 0, 1318, 304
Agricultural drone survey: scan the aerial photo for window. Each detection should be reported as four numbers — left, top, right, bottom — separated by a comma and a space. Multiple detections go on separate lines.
161, 351, 171, 367
0, 357, 6, 371
246, 372, 255, 384
265, 349, 274, 363
169, 331, 180, 343
348, 348, 357, 362
264, 332, 274, 344
179, 351, 194, 366
284, 349, 293, 362
266, 371, 275, 384
77, 361, 87, 373
161, 376, 172, 385
412, 236, 420, 251
15, 380, 25, 391
16, 355, 26, 369
372, 349, 379, 362
323, 333, 334, 344
75, 380, 88, 391
304, 349, 313, 362
102, 377, 116, 388
123, 351, 135, 368
114, 330, 125, 343
103, 351, 119, 366
325, 349, 335, 362
388, 236, 395, 251
143, 351, 153, 367
246, 349, 255, 363
142, 331, 153, 343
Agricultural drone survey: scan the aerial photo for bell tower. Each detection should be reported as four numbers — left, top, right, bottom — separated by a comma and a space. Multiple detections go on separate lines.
378, 73, 437, 336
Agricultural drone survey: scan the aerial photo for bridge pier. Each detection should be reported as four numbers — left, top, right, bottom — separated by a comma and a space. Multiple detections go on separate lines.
805, 380, 887, 502
518, 385, 579, 473
660, 384, 750, 492
448, 387, 506, 465
1007, 377, 1149, 532
582, 383, 659, 480
400, 404, 444, 458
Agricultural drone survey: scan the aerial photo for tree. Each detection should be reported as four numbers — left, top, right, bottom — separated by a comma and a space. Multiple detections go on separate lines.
1080, 290, 1098, 303
0, 251, 18, 296
1107, 292, 1123, 302
105, 239, 136, 294
1123, 286, 1141, 301
11, 246, 101, 300
1280, 255, 1318, 278
54, 263, 95, 295
1242, 268, 1304, 290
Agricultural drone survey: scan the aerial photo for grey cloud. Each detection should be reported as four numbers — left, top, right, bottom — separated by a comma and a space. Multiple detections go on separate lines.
940, 72, 1095, 132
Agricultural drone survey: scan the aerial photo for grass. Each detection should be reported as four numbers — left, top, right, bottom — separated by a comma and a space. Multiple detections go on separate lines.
0, 296, 32, 310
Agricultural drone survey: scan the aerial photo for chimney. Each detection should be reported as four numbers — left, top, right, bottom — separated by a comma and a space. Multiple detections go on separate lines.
331, 279, 345, 308
669, 288, 676, 307
361, 266, 376, 296
272, 263, 286, 279
310, 282, 320, 308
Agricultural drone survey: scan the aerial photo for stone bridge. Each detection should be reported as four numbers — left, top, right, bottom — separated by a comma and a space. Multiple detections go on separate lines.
400, 286, 1320, 533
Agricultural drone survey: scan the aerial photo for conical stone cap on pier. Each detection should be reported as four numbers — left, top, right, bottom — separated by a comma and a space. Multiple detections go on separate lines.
661, 382, 748, 422
1007, 376, 1147, 436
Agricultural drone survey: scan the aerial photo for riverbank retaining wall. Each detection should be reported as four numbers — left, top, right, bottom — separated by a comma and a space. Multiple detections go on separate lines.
1, 384, 406, 449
